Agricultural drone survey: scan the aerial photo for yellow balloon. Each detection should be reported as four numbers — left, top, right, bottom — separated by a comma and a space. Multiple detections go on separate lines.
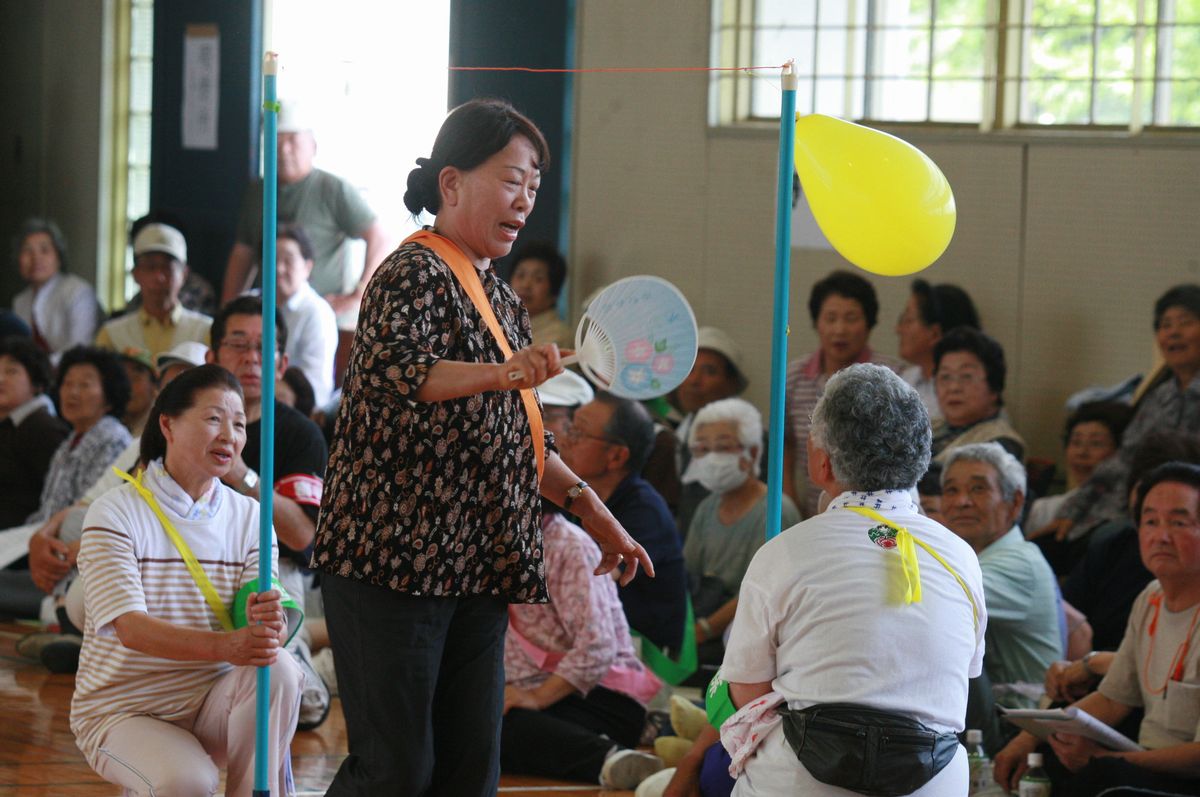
794, 114, 956, 277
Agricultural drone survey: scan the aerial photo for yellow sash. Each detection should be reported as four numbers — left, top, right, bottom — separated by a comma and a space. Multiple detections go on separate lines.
405, 229, 546, 481
114, 468, 234, 632
843, 505, 979, 631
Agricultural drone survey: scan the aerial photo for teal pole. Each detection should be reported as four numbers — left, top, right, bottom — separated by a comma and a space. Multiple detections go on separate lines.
254, 51, 279, 797
766, 63, 798, 540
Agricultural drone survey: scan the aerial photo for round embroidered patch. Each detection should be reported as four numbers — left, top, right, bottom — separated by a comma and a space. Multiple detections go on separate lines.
868, 524, 897, 549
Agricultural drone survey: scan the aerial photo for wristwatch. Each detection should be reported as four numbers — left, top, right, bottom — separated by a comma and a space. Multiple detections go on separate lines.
239, 468, 260, 495
563, 481, 589, 512
1080, 650, 1100, 677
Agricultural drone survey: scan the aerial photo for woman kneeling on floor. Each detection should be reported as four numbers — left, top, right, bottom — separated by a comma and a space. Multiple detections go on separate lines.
502, 500, 667, 790
70, 364, 301, 797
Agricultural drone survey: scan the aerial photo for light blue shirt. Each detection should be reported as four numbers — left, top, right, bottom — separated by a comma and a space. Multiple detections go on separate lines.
978, 525, 1063, 706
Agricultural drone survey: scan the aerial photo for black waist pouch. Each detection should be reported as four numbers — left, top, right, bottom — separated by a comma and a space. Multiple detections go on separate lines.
776, 702, 960, 796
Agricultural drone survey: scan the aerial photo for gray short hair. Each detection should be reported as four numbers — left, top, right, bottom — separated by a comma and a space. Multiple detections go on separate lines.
810, 364, 931, 491
14, 217, 69, 272
689, 397, 763, 477
940, 442, 1027, 501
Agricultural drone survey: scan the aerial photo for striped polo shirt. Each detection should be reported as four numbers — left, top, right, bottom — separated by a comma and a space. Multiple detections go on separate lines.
69, 463, 276, 760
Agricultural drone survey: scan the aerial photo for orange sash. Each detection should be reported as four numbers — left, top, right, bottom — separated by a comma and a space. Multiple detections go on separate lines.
405, 229, 546, 481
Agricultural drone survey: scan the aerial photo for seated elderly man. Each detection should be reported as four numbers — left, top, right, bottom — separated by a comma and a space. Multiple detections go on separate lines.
720, 364, 986, 795
941, 443, 1062, 752
993, 462, 1200, 796
559, 392, 689, 661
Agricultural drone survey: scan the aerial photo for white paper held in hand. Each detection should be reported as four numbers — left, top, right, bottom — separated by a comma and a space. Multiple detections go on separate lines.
1000, 706, 1143, 752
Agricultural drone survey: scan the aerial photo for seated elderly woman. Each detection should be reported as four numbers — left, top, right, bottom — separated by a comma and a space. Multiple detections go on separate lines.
501, 501, 665, 791
11, 217, 101, 357
0, 346, 132, 620
784, 270, 899, 518
675, 326, 755, 536
509, 240, 573, 350
1028, 401, 1132, 536
34, 346, 133, 524
1027, 401, 1132, 575
895, 279, 981, 421
70, 364, 301, 796
930, 327, 1025, 465
1055, 283, 1200, 537
0, 335, 70, 527
682, 397, 799, 673
719, 364, 986, 795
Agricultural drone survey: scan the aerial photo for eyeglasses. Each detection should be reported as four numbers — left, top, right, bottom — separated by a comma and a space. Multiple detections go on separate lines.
219, 338, 279, 357
563, 421, 621, 447
935, 371, 986, 387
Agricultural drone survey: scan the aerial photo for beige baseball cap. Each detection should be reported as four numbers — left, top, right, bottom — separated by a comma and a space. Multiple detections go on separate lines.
133, 223, 187, 264
156, 341, 209, 371
697, 326, 748, 391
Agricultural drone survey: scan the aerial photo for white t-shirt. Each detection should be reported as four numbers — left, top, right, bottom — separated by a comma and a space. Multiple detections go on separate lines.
280, 281, 339, 407
901, 364, 941, 422
722, 490, 987, 796
70, 462, 277, 760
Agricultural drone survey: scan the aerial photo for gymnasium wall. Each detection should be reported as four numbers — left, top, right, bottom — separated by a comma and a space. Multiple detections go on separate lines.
568, 0, 1200, 463
0, 0, 110, 306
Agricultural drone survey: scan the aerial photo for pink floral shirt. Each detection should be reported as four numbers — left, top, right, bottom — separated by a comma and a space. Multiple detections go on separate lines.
505, 513, 648, 698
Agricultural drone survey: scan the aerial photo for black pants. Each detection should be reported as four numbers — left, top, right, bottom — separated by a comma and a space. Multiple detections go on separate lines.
1063, 755, 1200, 797
322, 574, 508, 797
500, 686, 646, 783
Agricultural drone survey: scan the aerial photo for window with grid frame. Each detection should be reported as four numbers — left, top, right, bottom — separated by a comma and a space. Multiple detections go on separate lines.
710, 0, 1200, 130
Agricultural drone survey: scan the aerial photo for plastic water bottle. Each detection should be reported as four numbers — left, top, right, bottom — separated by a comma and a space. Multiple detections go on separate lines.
966, 730, 992, 795
1018, 752, 1052, 797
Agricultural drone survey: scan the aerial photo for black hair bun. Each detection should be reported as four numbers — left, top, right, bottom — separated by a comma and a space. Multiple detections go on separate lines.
403, 156, 441, 216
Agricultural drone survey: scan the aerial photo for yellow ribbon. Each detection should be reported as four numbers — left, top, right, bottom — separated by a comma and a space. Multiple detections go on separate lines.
114, 467, 235, 632
843, 505, 979, 631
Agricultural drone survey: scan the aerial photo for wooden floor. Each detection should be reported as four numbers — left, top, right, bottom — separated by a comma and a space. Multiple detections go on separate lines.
0, 622, 634, 796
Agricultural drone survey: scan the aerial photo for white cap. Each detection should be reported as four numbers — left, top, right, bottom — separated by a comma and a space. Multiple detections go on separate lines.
156, 340, 209, 370
965, 729, 982, 744
1027, 752, 1043, 767
276, 98, 315, 134
133, 223, 187, 263
537, 369, 594, 408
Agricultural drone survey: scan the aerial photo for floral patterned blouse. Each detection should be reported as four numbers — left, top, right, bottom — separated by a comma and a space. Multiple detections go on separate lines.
505, 513, 648, 696
311, 239, 552, 602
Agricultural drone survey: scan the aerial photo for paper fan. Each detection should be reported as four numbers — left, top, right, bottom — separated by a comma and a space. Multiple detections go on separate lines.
568, 276, 698, 400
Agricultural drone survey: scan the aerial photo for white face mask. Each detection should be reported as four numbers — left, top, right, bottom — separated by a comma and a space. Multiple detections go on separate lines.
682, 451, 750, 494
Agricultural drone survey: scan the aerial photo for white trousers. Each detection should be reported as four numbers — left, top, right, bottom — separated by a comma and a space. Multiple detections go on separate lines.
91, 656, 302, 797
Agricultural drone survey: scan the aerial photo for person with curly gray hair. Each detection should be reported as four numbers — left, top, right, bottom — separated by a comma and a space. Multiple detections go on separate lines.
719, 363, 987, 796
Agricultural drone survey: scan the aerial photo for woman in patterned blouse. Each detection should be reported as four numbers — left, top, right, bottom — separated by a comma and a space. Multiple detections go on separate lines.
312, 99, 654, 797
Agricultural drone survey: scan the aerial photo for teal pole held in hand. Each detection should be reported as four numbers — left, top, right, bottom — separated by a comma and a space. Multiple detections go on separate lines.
254, 50, 279, 797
